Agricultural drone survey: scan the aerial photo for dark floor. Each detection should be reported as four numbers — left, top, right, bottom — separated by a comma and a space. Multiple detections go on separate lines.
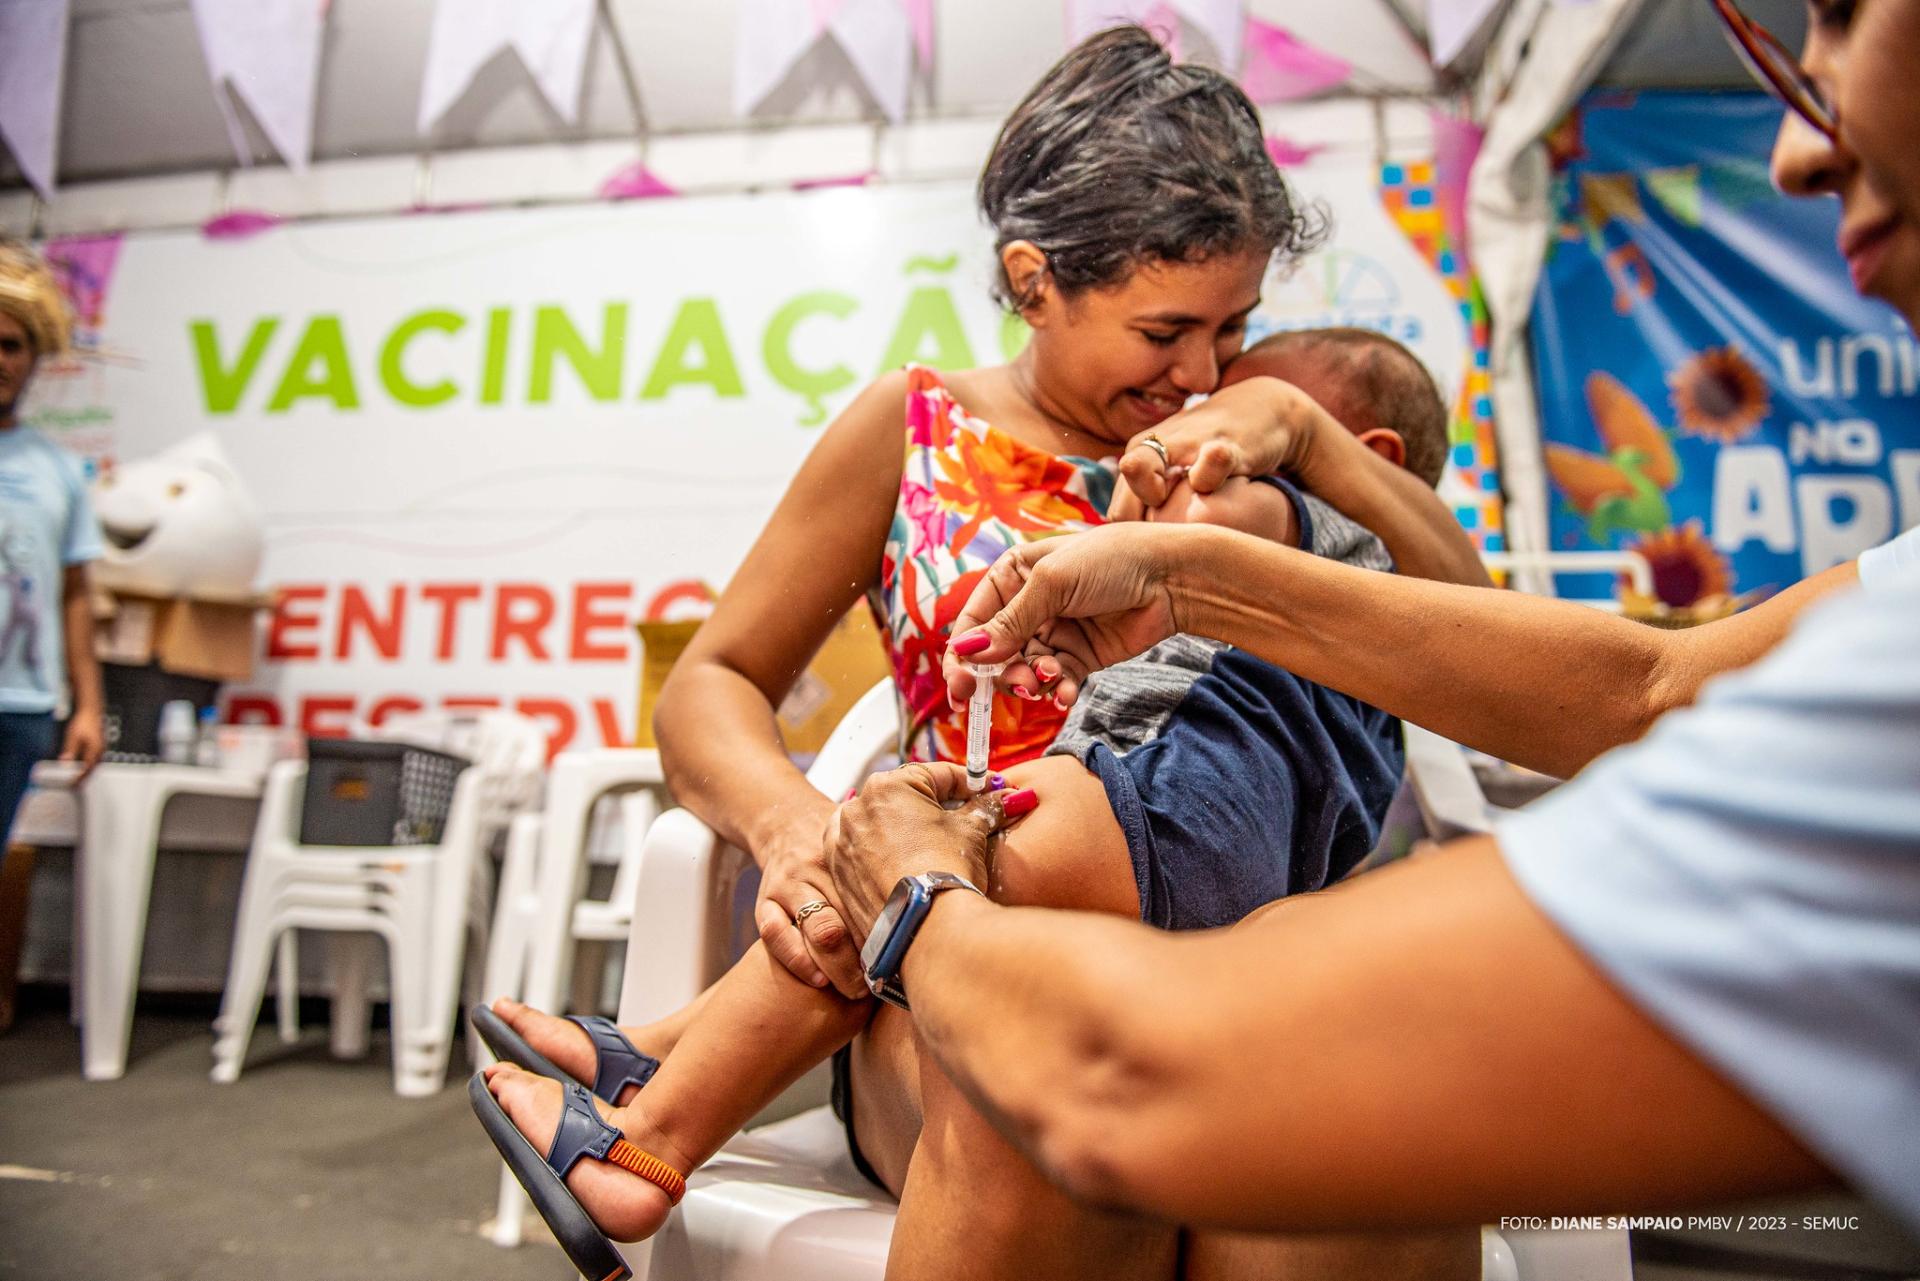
4, 988, 1917, 1281
0, 988, 572, 1281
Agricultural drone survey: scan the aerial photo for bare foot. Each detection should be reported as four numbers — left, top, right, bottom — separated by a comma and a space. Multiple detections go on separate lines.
483, 1062, 695, 1242
490, 998, 650, 1106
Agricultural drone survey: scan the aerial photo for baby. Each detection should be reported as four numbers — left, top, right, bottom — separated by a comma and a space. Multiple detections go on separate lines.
475, 328, 1454, 1256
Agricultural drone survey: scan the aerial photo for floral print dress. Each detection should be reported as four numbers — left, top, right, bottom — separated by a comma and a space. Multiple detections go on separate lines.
870, 365, 1113, 767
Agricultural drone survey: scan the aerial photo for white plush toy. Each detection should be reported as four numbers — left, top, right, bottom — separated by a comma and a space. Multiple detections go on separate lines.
91, 432, 264, 597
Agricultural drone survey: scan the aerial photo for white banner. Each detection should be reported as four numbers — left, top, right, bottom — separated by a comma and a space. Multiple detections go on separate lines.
26, 164, 1468, 753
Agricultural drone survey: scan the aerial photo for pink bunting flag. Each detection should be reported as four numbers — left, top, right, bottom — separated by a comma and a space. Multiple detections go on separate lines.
904, 0, 935, 67
1064, 1, 1242, 64
43, 235, 123, 336
1238, 17, 1351, 104
1264, 136, 1325, 169
599, 162, 679, 201
201, 210, 286, 240
1430, 108, 1485, 264
792, 170, 876, 191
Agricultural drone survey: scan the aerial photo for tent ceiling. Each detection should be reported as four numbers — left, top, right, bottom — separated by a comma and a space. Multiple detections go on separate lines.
13, 0, 1441, 189
4, 0, 1805, 192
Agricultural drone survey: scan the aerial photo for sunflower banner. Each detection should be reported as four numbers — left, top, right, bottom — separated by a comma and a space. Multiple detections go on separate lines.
1531, 91, 1920, 622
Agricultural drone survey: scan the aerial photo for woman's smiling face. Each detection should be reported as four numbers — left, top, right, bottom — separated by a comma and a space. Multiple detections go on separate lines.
1016, 247, 1269, 446
1771, 0, 1920, 321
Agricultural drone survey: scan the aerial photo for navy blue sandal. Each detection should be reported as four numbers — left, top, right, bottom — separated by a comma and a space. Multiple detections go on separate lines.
469, 1074, 685, 1281
471, 1005, 660, 1104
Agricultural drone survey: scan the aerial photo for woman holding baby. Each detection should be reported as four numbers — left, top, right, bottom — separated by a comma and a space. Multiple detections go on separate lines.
475, 22, 1496, 1281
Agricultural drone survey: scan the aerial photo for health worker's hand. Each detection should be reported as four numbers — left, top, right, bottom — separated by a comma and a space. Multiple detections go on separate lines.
826, 763, 1035, 940
754, 816, 869, 999
1107, 376, 1332, 521
942, 522, 1205, 710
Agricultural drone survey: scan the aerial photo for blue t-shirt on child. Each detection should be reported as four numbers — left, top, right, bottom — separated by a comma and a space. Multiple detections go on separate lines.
0, 426, 103, 714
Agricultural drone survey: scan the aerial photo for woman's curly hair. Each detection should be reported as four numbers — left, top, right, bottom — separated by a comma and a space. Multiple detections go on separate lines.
978, 25, 1326, 309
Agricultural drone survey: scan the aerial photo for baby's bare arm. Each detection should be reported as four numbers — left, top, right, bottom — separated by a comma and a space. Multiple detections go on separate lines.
1142, 476, 1300, 549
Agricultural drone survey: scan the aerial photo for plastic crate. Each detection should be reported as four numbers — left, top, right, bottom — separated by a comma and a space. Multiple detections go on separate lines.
298, 738, 470, 847
99, 662, 221, 759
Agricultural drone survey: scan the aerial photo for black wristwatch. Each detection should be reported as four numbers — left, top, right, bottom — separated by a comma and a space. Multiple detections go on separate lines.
860, 871, 984, 1010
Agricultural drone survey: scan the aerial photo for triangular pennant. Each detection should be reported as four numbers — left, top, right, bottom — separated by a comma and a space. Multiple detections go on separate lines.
599, 161, 679, 201
828, 0, 913, 121
1264, 135, 1325, 168
734, 0, 832, 116
736, 0, 923, 122
1425, 0, 1507, 67
189, 0, 325, 171
0, 0, 69, 198
418, 0, 597, 134
1172, 0, 1241, 69
1239, 17, 1350, 103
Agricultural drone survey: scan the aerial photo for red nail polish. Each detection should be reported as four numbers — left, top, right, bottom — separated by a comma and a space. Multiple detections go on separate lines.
1000, 788, 1039, 818
843, 787, 858, 801
1012, 685, 1031, 699
951, 631, 992, 656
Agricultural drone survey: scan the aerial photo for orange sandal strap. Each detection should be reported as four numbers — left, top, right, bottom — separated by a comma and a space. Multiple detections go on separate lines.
606, 1138, 687, 1206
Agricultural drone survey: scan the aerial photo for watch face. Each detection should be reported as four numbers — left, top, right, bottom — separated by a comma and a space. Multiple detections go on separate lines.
860, 876, 919, 976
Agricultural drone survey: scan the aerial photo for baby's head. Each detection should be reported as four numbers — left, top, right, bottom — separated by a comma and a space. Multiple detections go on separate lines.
1220, 328, 1449, 488
975, 27, 1326, 441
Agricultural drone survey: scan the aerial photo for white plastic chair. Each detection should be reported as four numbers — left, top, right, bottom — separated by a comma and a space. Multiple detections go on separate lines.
479, 747, 671, 1246
211, 711, 547, 1096
604, 681, 1629, 1281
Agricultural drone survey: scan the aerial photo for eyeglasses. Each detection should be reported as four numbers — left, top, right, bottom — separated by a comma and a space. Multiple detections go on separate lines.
1708, 0, 1838, 139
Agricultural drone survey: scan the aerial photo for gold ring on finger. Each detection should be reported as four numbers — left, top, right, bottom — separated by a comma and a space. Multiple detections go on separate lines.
793, 899, 831, 925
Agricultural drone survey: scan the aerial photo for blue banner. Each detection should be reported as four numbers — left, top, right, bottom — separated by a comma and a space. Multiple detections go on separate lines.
1532, 91, 1919, 614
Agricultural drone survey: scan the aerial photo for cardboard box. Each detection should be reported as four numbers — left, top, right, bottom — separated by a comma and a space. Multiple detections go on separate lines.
93, 588, 270, 684
635, 608, 892, 755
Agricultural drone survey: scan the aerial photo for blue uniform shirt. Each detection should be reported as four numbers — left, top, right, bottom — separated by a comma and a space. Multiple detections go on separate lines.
1499, 525, 1920, 1229
0, 427, 103, 713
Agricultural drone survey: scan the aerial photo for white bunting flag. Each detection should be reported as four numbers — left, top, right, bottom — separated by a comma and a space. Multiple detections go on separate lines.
1064, 0, 1244, 68
0, 0, 70, 198
735, 0, 927, 123
189, 0, 326, 171
1426, 0, 1508, 67
418, 0, 598, 134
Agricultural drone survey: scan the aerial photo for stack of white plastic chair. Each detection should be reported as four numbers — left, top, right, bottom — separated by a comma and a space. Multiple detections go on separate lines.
478, 747, 670, 1246
589, 680, 1631, 1281
211, 710, 547, 1097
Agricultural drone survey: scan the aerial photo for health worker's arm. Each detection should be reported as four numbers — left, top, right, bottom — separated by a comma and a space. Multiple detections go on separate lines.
948, 524, 1860, 780
893, 835, 1829, 1230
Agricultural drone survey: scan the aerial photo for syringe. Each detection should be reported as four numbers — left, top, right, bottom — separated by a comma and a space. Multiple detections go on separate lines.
964, 661, 1005, 792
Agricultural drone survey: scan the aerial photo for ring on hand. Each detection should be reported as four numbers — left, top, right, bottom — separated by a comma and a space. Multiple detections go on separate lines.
793, 899, 832, 925
1141, 434, 1170, 467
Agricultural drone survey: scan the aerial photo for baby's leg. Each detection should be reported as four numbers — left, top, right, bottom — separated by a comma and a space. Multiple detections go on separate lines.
485, 751, 1133, 1106
485, 939, 869, 1240
487, 981, 720, 1106
991, 755, 1138, 916
1144, 475, 1301, 548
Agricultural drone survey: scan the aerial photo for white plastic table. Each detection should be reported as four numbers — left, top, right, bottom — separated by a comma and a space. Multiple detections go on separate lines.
27, 759, 264, 1080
